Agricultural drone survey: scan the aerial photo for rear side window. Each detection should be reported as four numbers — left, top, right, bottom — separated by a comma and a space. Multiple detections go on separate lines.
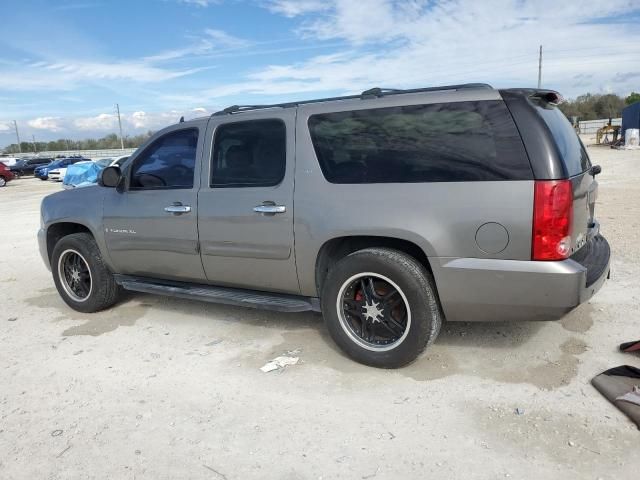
533, 104, 591, 177
308, 101, 532, 183
211, 119, 286, 188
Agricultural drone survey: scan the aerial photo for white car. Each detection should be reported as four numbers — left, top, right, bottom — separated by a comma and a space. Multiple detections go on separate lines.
48, 168, 67, 182
108, 155, 130, 167
0, 156, 20, 167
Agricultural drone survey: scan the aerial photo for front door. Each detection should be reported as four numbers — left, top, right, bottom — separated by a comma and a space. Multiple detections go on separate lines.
103, 124, 206, 282
197, 110, 299, 294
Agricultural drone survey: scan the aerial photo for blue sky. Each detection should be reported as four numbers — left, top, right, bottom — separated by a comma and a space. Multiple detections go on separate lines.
1, 0, 639, 146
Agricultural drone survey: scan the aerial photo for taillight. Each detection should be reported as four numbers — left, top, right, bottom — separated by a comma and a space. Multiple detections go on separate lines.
532, 180, 573, 261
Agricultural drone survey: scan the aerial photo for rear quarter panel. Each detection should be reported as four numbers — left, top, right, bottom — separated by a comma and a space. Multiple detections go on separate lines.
294, 91, 535, 297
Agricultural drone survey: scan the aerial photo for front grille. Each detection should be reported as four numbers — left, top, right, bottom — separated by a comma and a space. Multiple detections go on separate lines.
570, 234, 610, 287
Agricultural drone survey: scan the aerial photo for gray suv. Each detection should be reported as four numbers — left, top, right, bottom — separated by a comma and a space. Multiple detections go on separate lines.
38, 83, 610, 368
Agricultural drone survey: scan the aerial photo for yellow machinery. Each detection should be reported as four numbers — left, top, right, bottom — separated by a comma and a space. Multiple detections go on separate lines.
596, 121, 621, 145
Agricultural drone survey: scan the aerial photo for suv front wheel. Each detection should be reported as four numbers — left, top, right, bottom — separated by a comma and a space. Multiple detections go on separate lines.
321, 248, 442, 368
51, 232, 120, 313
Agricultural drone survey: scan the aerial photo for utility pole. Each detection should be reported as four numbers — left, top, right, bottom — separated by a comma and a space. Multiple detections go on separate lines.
32, 134, 37, 153
13, 120, 22, 153
537, 45, 543, 89
116, 103, 125, 150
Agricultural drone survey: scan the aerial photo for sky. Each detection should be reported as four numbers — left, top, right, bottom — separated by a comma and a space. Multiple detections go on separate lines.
1, 0, 639, 147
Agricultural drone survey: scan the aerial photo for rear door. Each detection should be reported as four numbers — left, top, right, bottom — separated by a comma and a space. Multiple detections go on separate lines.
197, 110, 299, 294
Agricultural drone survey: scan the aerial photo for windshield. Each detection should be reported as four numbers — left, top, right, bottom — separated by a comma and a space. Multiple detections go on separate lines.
533, 103, 591, 177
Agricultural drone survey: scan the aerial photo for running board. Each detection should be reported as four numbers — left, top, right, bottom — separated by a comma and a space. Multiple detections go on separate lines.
114, 275, 320, 313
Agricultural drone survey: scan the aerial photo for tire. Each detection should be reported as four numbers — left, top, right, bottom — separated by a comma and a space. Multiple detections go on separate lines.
321, 248, 442, 368
40, 177, 47, 181
0, 176, 6, 187
51, 232, 120, 313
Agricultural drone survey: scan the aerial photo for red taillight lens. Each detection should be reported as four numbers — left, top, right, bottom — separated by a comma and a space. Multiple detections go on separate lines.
532, 180, 573, 261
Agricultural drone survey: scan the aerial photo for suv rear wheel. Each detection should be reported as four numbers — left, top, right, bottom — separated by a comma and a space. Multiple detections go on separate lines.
321, 248, 442, 368
51, 232, 120, 313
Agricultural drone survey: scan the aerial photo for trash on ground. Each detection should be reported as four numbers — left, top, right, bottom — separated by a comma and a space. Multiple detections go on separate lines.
592, 365, 640, 428
620, 340, 640, 353
515, 408, 525, 415
260, 355, 299, 373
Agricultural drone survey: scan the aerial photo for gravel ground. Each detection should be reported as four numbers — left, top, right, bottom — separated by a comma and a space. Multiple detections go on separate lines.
1, 145, 639, 479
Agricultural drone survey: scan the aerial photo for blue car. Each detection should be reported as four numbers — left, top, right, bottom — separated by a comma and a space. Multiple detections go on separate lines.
34, 157, 88, 180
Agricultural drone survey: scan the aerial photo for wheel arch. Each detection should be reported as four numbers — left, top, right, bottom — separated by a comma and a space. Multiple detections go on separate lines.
46, 222, 94, 262
314, 235, 434, 298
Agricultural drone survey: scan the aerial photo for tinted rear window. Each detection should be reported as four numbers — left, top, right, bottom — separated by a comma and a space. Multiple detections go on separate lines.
533, 104, 591, 177
308, 100, 532, 184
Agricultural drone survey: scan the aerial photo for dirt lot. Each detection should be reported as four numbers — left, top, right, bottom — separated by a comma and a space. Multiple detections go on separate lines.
1, 146, 639, 479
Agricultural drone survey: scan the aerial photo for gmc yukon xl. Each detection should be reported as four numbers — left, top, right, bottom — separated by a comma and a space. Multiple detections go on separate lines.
38, 83, 610, 368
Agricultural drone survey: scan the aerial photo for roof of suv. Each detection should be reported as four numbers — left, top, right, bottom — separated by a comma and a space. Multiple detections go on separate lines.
210, 83, 495, 118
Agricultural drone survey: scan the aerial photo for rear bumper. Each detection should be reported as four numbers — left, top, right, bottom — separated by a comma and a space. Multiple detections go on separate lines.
434, 234, 611, 322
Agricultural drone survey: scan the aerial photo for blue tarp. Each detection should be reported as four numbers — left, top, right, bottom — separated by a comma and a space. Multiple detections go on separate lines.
622, 101, 640, 135
63, 161, 102, 188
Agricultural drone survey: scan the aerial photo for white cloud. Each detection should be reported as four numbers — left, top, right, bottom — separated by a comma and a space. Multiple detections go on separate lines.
178, 0, 219, 6
27, 117, 63, 131
129, 111, 149, 129
242, 0, 640, 99
265, 0, 329, 17
204, 29, 250, 48
74, 113, 117, 131
0, 122, 11, 132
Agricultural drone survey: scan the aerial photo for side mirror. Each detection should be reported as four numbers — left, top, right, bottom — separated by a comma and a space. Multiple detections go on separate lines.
590, 165, 602, 177
99, 166, 122, 188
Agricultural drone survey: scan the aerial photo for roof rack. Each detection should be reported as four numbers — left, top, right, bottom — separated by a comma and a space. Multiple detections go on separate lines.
211, 83, 493, 116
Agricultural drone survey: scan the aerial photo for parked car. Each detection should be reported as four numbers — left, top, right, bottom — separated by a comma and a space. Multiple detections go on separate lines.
48, 167, 67, 182
38, 83, 610, 368
10, 157, 53, 177
62, 158, 115, 189
110, 155, 130, 167
35, 157, 88, 180
0, 162, 15, 187
0, 156, 21, 167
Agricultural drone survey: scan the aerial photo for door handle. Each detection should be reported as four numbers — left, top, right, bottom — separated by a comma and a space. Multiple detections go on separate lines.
164, 203, 191, 214
253, 204, 286, 214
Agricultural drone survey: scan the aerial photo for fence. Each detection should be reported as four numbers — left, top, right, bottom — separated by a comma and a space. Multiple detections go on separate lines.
577, 118, 622, 135
4, 148, 138, 159
30, 148, 139, 159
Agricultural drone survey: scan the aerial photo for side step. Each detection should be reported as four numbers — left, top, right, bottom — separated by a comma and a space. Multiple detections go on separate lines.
114, 275, 320, 313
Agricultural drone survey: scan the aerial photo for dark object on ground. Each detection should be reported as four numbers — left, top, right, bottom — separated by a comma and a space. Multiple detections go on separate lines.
620, 340, 640, 353
592, 365, 640, 429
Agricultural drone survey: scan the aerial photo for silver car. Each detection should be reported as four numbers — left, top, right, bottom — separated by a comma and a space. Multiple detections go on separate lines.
38, 83, 610, 367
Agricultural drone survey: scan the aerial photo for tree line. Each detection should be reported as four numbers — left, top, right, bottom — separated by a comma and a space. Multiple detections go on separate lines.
559, 92, 640, 121
2, 131, 154, 155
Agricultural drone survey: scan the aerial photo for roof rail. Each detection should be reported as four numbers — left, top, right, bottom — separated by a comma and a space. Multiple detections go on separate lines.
211, 83, 493, 116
